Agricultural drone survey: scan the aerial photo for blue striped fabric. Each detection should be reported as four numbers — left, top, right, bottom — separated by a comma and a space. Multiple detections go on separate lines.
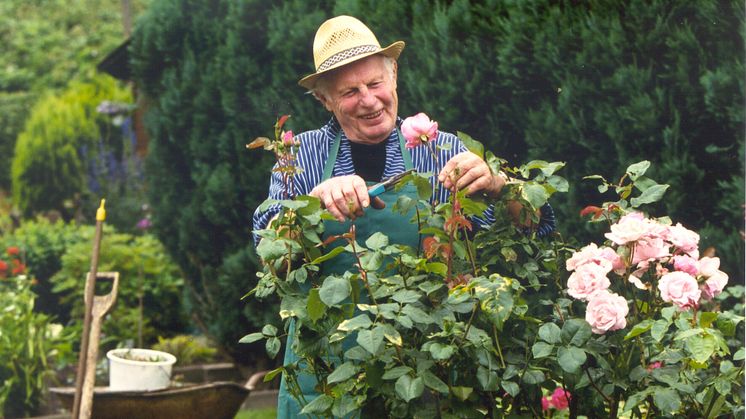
252, 118, 556, 240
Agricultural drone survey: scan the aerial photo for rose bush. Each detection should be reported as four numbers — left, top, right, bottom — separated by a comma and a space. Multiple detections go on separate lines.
246, 116, 743, 417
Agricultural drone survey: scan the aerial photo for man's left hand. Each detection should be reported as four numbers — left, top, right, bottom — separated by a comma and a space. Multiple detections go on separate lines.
438, 151, 504, 198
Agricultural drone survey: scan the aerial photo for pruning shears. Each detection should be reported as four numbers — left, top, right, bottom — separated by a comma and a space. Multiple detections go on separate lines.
367, 169, 415, 198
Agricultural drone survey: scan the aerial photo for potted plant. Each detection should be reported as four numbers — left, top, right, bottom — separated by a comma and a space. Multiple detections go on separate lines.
106, 348, 177, 391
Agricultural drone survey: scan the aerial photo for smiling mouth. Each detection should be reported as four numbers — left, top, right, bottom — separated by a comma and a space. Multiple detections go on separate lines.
361, 109, 383, 120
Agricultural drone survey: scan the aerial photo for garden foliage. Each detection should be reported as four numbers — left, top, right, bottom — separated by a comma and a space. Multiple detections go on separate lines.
11, 76, 132, 219
249, 144, 743, 416
0, 0, 150, 191
0, 266, 71, 418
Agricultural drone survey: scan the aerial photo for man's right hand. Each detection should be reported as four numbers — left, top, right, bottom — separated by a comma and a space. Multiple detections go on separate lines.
310, 175, 385, 222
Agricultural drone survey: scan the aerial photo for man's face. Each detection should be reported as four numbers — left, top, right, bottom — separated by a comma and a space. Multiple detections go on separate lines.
318, 55, 398, 145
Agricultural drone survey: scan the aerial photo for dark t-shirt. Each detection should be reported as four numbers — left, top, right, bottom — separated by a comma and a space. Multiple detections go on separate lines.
349, 140, 386, 182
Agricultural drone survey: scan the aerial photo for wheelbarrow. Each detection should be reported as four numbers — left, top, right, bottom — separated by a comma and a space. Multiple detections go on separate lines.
50, 370, 268, 419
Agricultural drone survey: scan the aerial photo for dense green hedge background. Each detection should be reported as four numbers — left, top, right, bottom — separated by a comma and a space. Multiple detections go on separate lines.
130, 0, 744, 363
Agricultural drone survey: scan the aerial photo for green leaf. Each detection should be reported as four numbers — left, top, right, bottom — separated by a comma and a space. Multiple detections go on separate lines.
365, 232, 389, 250
311, 246, 345, 264
425, 262, 447, 276
733, 348, 745, 361
319, 276, 351, 307
392, 289, 421, 304
264, 366, 284, 382
332, 395, 358, 417
357, 327, 385, 355
239, 332, 264, 344
651, 319, 670, 342
382, 366, 413, 380
561, 319, 593, 347
521, 369, 545, 385
421, 370, 449, 394
381, 324, 403, 346
337, 314, 372, 332
477, 366, 499, 391
262, 324, 278, 336
457, 131, 484, 159
538, 323, 562, 344
402, 305, 434, 324
557, 346, 587, 373
450, 386, 473, 401
327, 362, 359, 384
624, 320, 653, 340
630, 184, 669, 207
256, 238, 288, 261
522, 183, 549, 208
653, 387, 681, 414
428, 342, 456, 360
547, 175, 569, 192
699, 312, 718, 328
532, 341, 554, 358
307, 289, 326, 322
686, 334, 717, 364
360, 251, 383, 271
395, 375, 424, 402
266, 337, 281, 359
626, 161, 650, 180
501, 381, 520, 397
300, 394, 333, 415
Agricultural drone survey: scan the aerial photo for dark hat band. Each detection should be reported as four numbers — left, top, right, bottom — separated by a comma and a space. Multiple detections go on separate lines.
317, 44, 379, 72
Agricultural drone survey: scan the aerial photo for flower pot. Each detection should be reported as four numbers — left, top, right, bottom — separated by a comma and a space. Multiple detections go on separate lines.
106, 348, 177, 391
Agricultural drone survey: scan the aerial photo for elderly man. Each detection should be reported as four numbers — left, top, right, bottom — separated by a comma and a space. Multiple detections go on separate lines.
253, 15, 555, 417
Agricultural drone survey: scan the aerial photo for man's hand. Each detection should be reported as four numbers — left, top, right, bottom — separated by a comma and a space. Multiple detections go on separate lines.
438, 151, 505, 198
310, 175, 385, 222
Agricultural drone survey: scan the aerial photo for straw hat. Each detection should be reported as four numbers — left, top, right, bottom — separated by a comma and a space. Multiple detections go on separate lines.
299, 15, 405, 89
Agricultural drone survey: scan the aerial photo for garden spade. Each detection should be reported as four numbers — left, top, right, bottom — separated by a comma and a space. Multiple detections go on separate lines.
72, 199, 113, 419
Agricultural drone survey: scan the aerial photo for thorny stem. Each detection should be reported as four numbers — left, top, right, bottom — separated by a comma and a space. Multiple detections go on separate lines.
349, 232, 379, 307
427, 141, 441, 205
462, 225, 477, 276
492, 323, 506, 368
584, 367, 612, 403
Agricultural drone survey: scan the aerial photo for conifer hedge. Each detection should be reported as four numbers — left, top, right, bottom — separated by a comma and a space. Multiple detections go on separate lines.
130, 0, 744, 363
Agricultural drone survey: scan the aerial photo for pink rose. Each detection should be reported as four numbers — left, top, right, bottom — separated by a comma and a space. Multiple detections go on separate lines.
605, 212, 663, 245
698, 256, 721, 277
567, 263, 611, 301
697, 256, 728, 300
566, 243, 624, 274
646, 361, 662, 372
401, 113, 438, 149
628, 273, 648, 290
672, 255, 699, 276
550, 387, 571, 410
665, 223, 700, 258
702, 272, 728, 300
631, 237, 670, 265
585, 290, 629, 334
281, 130, 294, 146
658, 271, 701, 309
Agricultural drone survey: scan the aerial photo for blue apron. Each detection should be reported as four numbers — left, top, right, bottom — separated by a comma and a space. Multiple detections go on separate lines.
276, 130, 420, 417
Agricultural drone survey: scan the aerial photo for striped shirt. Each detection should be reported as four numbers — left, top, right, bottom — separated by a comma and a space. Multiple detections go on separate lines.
252, 118, 555, 241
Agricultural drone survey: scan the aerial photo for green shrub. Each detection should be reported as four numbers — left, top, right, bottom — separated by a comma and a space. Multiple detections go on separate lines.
0, 218, 89, 323
0, 275, 71, 418
51, 226, 189, 350
11, 75, 131, 218
151, 335, 220, 366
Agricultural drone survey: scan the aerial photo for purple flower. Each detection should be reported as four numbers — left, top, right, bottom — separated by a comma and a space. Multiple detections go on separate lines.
136, 218, 152, 230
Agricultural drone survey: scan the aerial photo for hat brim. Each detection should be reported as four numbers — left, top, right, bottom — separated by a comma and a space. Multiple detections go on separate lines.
298, 41, 405, 90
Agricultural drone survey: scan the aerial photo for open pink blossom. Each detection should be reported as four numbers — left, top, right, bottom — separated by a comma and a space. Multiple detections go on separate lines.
631, 237, 670, 265
665, 223, 700, 258
658, 271, 701, 309
605, 212, 663, 245
672, 255, 699, 276
702, 272, 728, 300
551, 387, 571, 410
585, 290, 629, 334
401, 113, 438, 149
567, 263, 611, 301
698, 256, 722, 277
566, 243, 624, 274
